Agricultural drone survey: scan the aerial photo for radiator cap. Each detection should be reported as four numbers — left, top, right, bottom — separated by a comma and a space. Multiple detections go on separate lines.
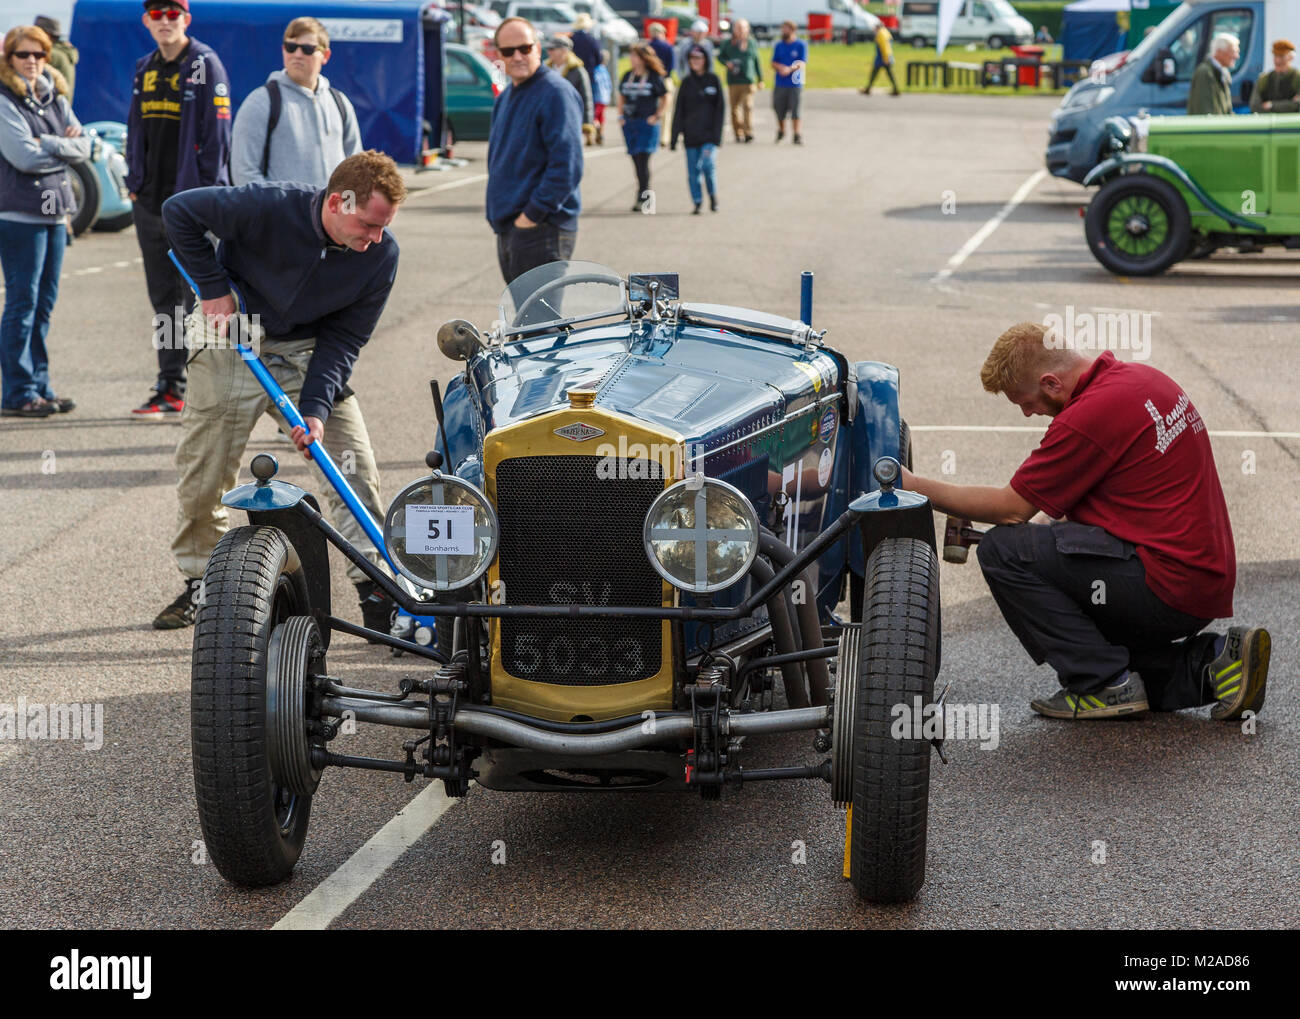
567, 388, 597, 409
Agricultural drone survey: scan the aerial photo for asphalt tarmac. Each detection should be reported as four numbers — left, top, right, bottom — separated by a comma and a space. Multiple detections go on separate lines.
1, 91, 1296, 929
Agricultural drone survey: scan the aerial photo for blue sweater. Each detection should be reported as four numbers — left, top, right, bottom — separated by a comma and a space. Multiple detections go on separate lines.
162, 182, 399, 423
486, 64, 583, 234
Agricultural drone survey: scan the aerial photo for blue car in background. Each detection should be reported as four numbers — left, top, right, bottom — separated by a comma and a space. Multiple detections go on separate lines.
69, 120, 133, 236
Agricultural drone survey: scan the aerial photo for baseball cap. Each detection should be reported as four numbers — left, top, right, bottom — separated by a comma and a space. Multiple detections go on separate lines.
144, 0, 190, 11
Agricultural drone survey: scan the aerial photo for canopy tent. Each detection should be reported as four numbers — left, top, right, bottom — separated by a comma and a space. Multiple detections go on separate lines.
1126, 0, 1180, 50
67, 0, 433, 164
936, 0, 962, 54
1060, 0, 1131, 63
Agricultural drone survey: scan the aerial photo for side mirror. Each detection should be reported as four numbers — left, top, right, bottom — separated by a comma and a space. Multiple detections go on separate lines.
437, 319, 485, 362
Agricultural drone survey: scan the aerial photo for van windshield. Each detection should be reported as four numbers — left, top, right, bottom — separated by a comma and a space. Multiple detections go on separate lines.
1125, 2, 1192, 67
986, 0, 1019, 19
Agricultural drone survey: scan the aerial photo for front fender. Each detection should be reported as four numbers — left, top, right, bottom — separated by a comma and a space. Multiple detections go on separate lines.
848, 361, 914, 576
1083, 153, 1266, 232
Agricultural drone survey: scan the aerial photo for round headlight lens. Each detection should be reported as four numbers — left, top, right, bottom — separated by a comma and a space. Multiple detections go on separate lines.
383, 473, 499, 592
643, 477, 759, 594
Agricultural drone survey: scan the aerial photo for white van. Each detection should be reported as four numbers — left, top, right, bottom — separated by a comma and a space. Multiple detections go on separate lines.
726, 0, 881, 43
899, 0, 1033, 50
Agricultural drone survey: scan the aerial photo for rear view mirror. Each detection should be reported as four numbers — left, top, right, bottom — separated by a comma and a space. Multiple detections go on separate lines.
437, 319, 484, 361
1143, 48, 1176, 85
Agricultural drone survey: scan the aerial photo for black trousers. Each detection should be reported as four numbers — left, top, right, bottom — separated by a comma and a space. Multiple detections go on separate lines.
865, 63, 900, 93
977, 522, 1221, 710
631, 153, 651, 200
495, 221, 577, 285
133, 202, 193, 395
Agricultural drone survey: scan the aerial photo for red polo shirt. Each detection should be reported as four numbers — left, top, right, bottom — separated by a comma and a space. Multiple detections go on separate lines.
1010, 352, 1235, 619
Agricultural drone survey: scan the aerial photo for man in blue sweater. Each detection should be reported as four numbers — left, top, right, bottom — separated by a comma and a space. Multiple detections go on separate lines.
153, 151, 405, 635
486, 17, 583, 284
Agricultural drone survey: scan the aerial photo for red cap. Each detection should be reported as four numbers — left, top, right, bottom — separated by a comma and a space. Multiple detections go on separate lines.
144, 0, 190, 11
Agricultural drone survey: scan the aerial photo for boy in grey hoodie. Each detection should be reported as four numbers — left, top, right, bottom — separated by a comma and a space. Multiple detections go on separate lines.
230, 17, 361, 186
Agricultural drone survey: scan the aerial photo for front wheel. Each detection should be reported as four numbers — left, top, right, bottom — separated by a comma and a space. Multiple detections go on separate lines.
192, 525, 316, 887
68, 160, 100, 236
848, 537, 940, 903
987, 35, 1005, 50
1085, 173, 1190, 276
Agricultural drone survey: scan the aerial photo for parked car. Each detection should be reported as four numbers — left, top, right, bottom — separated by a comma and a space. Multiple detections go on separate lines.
71, 120, 133, 236
1047, 0, 1300, 184
899, 0, 1031, 50
190, 261, 944, 904
444, 40, 500, 142
487, 0, 582, 41
607, 0, 663, 32
726, 0, 880, 43
570, 0, 638, 47
1082, 111, 1300, 274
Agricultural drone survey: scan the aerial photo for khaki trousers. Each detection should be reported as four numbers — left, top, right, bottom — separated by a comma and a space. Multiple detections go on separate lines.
660, 78, 676, 146
728, 83, 756, 139
171, 312, 384, 585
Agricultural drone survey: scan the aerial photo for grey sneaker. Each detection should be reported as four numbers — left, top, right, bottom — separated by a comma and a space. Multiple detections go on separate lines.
1031, 671, 1149, 719
1207, 626, 1270, 720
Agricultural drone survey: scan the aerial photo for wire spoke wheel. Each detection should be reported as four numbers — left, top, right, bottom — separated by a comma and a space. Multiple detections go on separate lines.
1085, 173, 1189, 276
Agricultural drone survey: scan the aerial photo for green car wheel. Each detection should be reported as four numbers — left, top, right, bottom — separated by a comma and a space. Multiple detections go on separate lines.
1085, 173, 1190, 277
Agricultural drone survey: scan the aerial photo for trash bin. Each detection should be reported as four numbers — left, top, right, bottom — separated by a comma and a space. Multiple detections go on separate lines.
1010, 45, 1044, 86
643, 17, 678, 43
808, 13, 833, 43
880, 15, 899, 31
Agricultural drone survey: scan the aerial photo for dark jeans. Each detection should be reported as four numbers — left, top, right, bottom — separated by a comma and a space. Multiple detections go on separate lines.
495, 220, 577, 285
631, 153, 652, 200
0, 219, 66, 409
865, 62, 900, 93
977, 522, 1220, 710
133, 202, 192, 396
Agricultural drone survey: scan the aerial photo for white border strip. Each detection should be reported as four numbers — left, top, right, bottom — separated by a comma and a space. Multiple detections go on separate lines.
909, 425, 1300, 438
272, 784, 457, 930
931, 169, 1047, 285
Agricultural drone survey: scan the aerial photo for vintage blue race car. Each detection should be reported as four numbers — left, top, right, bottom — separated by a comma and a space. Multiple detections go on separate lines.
191, 262, 944, 904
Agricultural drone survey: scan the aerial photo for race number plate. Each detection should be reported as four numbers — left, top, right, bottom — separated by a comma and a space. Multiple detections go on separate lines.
405, 505, 475, 555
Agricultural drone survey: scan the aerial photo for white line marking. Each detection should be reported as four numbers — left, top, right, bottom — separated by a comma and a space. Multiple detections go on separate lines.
910, 425, 1300, 438
931, 169, 1047, 285
272, 784, 458, 930
402, 149, 624, 203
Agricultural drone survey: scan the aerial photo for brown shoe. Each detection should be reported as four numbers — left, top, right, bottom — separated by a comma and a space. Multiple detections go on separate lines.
2, 398, 56, 418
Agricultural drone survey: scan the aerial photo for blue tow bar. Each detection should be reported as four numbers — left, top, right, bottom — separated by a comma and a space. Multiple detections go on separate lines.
800, 270, 813, 326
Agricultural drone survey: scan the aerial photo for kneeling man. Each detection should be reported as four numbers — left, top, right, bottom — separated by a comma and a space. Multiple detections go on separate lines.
903, 322, 1269, 720
154, 150, 405, 633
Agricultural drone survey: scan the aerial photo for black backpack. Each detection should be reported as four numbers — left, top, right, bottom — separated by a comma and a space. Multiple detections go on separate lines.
260, 79, 351, 177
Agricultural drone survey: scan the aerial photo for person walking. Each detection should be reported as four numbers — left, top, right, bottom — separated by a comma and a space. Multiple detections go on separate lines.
33, 16, 76, 103
1188, 33, 1237, 115
670, 45, 724, 214
230, 17, 361, 186
770, 20, 806, 144
125, 0, 232, 418
546, 35, 595, 146
155, 151, 406, 632
861, 21, 900, 96
717, 19, 762, 143
1250, 39, 1300, 113
676, 19, 714, 80
619, 43, 668, 213
486, 17, 583, 284
0, 25, 89, 418
571, 13, 606, 144
646, 22, 675, 146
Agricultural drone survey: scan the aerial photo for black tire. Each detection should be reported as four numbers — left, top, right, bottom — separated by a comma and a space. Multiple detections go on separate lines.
910, 36, 927, 48
92, 210, 133, 232
192, 525, 315, 887
899, 418, 913, 472
849, 536, 940, 903
68, 160, 100, 236
1085, 173, 1190, 276
988, 35, 1005, 50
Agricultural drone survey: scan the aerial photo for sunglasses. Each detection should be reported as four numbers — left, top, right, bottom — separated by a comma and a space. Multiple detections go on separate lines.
146, 9, 185, 21
283, 42, 320, 55
12, 50, 47, 60
498, 43, 534, 57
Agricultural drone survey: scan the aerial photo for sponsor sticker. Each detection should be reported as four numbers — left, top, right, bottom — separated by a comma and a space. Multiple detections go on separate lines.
318, 18, 405, 43
819, 406, 836, 442
405, 505, 474, 555
818, 447, 833, 487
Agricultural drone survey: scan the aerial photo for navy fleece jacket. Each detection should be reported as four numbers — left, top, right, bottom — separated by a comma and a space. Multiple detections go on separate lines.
162, 182, 398, 423
486, 64, 583, 233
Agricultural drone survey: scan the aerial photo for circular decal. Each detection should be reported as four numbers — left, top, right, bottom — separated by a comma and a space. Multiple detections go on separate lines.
215, 82, 229, 97
819, 407, 836, 443
818, 447, 833, 488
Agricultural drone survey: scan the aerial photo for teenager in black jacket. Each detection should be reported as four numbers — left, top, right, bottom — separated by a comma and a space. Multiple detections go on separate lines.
669, 47, 724, 214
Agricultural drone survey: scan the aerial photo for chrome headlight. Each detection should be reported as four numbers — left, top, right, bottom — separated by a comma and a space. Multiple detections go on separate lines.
643, 477, 759, 594
382, 473, 499, 591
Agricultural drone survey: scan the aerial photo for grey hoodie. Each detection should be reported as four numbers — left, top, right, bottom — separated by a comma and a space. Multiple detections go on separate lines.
0, 65, 90, 224
229, 70, 362, 187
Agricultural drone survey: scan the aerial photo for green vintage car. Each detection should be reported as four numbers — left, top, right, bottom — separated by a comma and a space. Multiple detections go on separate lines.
1082, 112, 1300, 275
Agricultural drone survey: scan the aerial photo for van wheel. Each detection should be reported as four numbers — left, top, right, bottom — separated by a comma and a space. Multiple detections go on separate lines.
911, 36, 927, 48
1085, 174, 1190, 276
68, 161, 100, 236
988, 35, 1005, 50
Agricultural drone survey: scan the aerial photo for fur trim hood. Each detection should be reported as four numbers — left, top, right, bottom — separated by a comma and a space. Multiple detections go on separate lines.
0, 62, 70, 101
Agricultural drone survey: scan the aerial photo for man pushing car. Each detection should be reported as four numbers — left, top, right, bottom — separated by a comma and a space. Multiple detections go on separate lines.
153, 150, 406, 635
902, 321, 1269, 721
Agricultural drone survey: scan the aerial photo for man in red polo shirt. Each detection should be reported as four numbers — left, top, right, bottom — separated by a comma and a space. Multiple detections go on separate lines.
901, 321, 1269, 720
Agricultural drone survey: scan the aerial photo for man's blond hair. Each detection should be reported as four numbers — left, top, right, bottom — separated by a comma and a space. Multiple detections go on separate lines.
326, 150, 408, 207
980, 321, 1081, 395
285, 16, 329, 48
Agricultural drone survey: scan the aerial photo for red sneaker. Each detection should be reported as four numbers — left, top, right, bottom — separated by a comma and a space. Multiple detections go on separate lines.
132, 391, 184, 416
